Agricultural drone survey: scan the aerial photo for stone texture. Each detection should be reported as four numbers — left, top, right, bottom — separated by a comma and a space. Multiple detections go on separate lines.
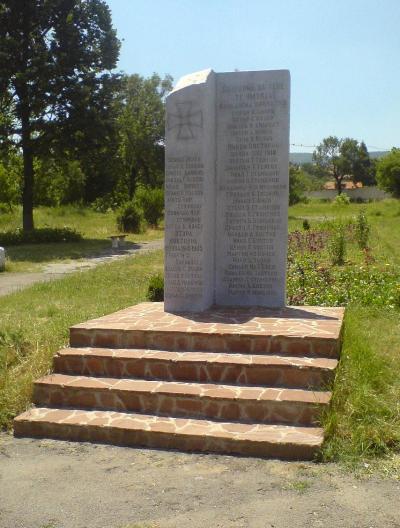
165, 69, 290, 312
14, 302, 344, 459
33, 373, 330, 426
70, 302, 344, 358
215, 70, 290, 307
165, 69, 216, 312
14, 408, 324, 460
55, 347, 337, 389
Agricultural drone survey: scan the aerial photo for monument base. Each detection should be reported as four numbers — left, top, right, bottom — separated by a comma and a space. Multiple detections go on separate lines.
14, 302, 344, 460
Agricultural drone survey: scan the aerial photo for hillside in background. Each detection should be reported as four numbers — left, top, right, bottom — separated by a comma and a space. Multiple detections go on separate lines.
289, 151, 389, 164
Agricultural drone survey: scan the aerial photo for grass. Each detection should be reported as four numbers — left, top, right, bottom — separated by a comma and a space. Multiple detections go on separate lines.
0, 205, 164, 272
0, 250, 163, 428
321, 305, 400, 467
285, 480, 312, 493
289, 198, 400, 265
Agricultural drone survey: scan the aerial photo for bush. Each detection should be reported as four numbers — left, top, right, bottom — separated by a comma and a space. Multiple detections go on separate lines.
147, 273, 164, 301
117, 201, 144, 233
0, 227, 82, 246
328, 224, 346, 265
333, 193, 350, 206
91, 194, 119, 213
289, 166, 307, 205
287, 252, 400, 308
302, 219, 311, 231
355, 210, 370, 249
134, 186, 164, 227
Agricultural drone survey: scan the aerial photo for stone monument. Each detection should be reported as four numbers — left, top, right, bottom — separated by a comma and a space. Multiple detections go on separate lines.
165, 69, 290, 312
14, 68, 347, 461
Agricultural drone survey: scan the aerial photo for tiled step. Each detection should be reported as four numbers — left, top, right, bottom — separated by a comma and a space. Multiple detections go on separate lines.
54, 347, 338, 389
33, 374, 331, 426
69, 303, 344, 358
14, 407, 324, 460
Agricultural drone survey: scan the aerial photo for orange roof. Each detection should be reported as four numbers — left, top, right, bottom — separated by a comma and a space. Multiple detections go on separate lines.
323, 181, 363, 190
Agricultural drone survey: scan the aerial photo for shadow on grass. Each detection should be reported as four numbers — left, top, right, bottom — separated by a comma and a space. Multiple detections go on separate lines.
4, 238, 144, 264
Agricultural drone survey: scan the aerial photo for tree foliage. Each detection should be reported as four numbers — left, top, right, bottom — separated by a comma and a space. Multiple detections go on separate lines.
0, 0, 120, 230
313, 136, 344, 194
376, 148, 400, 198
313, 136, 373, 194
289, 165, 307, 205
118, 73, 173, 198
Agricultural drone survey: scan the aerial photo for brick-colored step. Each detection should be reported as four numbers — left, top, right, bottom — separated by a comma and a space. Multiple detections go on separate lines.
33, 374, 330, 426
54, 347, 337, 389
14, 303, 344, 459
14, 407, 324, 460
70, 303, 344, 358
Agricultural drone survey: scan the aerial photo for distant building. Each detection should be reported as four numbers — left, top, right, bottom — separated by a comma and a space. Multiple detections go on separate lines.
323, 178, 363, 191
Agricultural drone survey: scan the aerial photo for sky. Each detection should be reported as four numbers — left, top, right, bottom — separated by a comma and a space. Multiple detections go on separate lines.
105, 0, 399, 152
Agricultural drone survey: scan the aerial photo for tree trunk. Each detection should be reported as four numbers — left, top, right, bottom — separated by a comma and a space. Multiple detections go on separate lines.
19, 6, 34, 231
21, 107, 34, 231
334, 170, 342, 196
128, 166, 137, 199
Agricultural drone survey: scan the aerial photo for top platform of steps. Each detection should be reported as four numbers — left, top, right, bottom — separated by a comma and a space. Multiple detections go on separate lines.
70, 302, 345, 358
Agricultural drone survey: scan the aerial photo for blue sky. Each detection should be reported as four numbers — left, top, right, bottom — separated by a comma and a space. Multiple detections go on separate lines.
105, 0, 399, 152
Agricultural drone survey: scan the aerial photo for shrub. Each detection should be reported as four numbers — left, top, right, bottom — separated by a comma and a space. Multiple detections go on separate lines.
289, 166, 307, 206
147, 273, 164, 302
134, 186, 164, 227
328, 224, 346, 265
333, 193, 350, 206
302, 219, 311, 231
91, 194, 119, 213
117, 202, 144, 233
287, 252, 400, 308
355, 210, 370, 249
0, 227, 82, 246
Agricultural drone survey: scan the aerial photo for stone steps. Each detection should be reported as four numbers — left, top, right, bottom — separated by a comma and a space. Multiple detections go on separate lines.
68, 303, 343, 359
70, 326, 339, 358
14, 302, 345, 459
54, 347, 338, 389
14, 408, 324, 460
33, 374, 330, 426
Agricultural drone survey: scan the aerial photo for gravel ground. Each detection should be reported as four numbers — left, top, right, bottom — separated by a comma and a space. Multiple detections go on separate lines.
1, 433, 399, 528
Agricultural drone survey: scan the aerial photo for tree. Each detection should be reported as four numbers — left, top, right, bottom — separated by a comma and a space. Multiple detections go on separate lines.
0, 0, 120, 230
118, 73, 173, 198
0, 153, 21, 210
340, 139, 372, 186
289, 165, 307, 205
313, 137, 373, 194
313, 136, 345, 194
376, 148, 400, 197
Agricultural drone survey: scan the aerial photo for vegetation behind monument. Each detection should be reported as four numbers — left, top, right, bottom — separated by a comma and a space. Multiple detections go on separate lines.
0, 0, 171, 232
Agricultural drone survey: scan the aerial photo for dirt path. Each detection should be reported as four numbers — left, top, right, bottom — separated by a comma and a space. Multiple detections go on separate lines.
0, 433, 399, 528
0, 239, 163, 297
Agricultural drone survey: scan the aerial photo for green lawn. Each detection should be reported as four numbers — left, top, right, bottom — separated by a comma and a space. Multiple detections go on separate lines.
0, 199, 399, 471
0, 205, 164, 272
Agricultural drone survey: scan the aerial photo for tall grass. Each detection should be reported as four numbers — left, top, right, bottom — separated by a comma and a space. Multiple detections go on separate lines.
322, 306, 400, 465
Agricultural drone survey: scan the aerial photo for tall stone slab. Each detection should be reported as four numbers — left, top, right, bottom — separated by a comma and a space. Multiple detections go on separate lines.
215, 70, 290, 307
164, 69, 216, 311
165, 69, 290, 312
